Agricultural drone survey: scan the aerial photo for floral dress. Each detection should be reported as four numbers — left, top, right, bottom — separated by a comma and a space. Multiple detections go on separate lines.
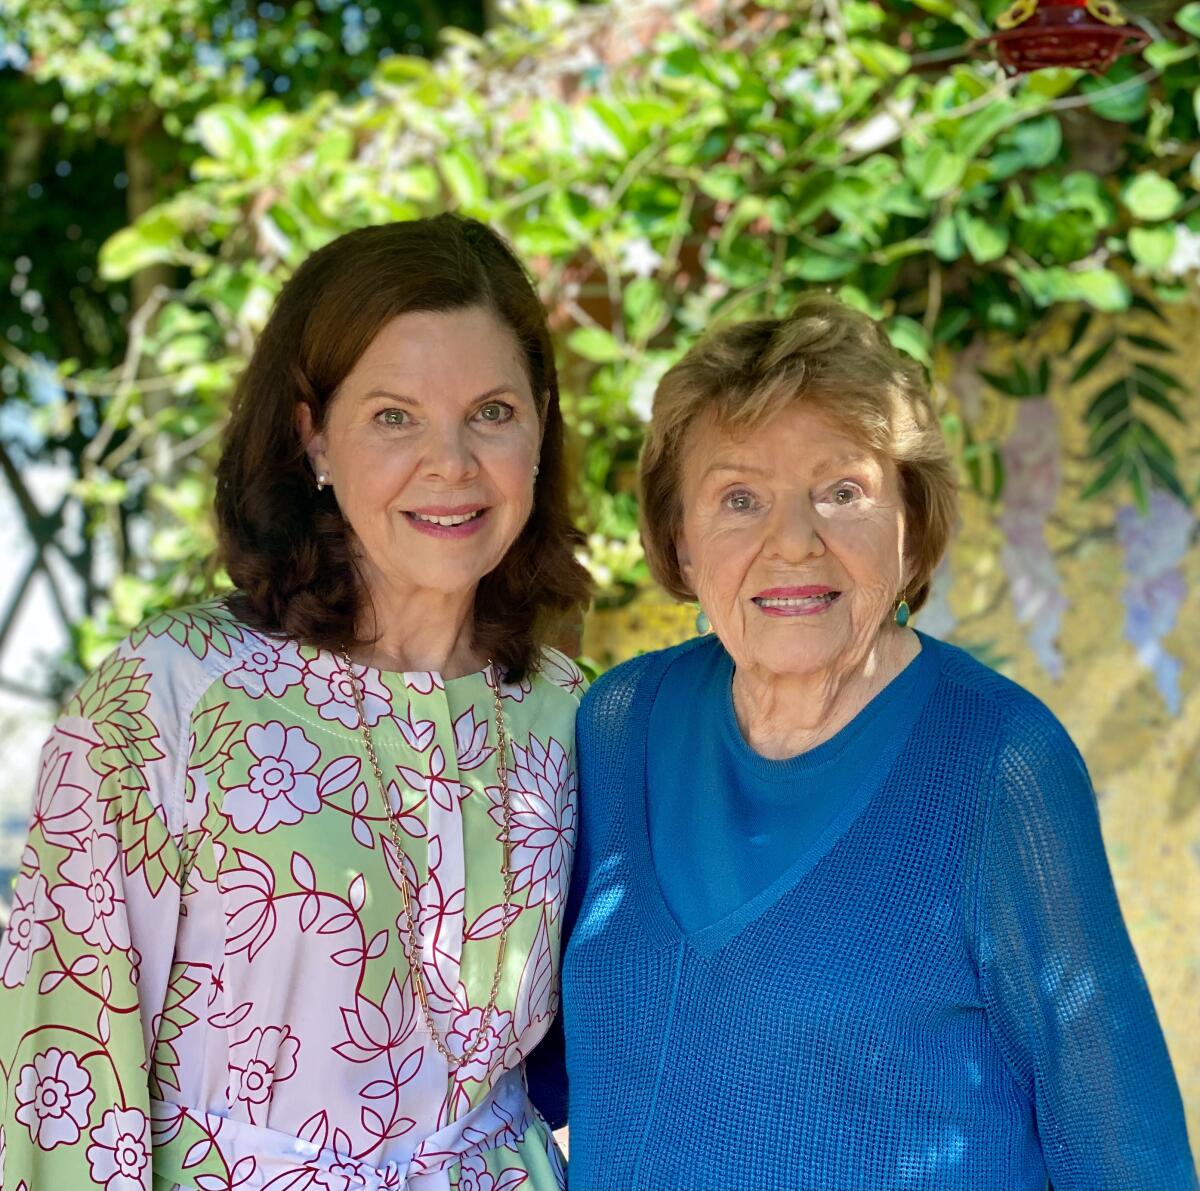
0, 600, 584, 1191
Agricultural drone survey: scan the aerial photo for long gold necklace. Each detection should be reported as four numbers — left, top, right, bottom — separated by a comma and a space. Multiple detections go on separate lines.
340, 649, 515, 1069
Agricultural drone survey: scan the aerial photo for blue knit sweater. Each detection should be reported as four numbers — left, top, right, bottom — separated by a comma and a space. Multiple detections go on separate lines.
528, 632, 1196, 1190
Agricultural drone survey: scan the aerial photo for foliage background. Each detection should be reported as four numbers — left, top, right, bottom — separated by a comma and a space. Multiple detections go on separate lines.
1, 0, 1198, 1148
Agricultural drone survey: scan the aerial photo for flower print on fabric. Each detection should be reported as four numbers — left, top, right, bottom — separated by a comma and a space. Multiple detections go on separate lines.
51, 828, 132, 954
0, 599, 580, 1191
403, 670, 446, 696
305, 653, 391, 728
538, 651, 586, 698
222, 849, 278, 961
447, 1005, 514, 1083
223, 722, 322, 834
225, 637, 305, 700
86, 1106, 150, 1191
458, 1151, 530, 1191
228, 1025, 300, 1123
488, 734, 577, 917
14, 1047, 95, 1149
32, 728, 95, 851
453, 706, 495, 773
1, 872, 59, 988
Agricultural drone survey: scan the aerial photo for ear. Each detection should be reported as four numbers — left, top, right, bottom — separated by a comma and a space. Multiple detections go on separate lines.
675, 526, 695, 591
296, 403, 328, 474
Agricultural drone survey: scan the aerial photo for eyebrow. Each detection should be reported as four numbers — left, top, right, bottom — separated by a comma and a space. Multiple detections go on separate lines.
362, 384, 521, 405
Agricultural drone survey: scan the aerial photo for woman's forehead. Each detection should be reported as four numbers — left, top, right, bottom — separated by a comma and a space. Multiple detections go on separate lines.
683, 403, 879, 469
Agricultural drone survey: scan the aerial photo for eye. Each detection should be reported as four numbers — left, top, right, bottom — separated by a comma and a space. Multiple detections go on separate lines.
817, 480, 867, 512
376, 408, 410, 427
476, 401, 514, 424
723, 490, 758, 512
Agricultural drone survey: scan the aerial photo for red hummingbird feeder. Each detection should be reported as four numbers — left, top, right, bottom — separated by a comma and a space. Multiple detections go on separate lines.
981, 0, 1150, 74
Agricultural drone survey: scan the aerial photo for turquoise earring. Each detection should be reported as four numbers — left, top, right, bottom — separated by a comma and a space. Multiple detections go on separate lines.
894, 594, 911, 627
695, 607, 711, 634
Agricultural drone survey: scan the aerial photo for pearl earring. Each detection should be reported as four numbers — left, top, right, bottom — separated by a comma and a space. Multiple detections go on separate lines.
533, 464, 540, 477
315, 471, 330, 492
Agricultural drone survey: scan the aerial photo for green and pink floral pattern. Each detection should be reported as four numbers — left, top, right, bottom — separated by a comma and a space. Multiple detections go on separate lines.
0, 601, 582, 1191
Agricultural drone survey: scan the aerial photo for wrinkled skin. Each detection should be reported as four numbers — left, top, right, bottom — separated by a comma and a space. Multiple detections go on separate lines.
675, 405, 919, 759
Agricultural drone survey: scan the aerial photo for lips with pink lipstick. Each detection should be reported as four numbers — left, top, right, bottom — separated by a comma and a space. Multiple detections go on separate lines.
751, 585, 842, 616
403, 503, 489, 539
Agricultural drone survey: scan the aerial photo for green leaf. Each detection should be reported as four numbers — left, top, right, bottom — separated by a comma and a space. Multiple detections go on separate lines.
99, 211, 183, 280
1143, 451, 1189, 501
850, 39, 911, 78
904, 143, 968, 200
194, 104, 257, 165
1122, 174, 1183, 222
1080, 62, 1149, 123
979, 369, 1026, 397
1067, 311, 1092, 353
1015, 265, 1130, 312
1129, 457, 1150, 513
1134, 361, 1186, 392
567, 326, 624, 363
1177, 2, 1200, 36
885, 316, 931, 367
1080, 454, 1125, 500
1143, 41, 1196, 71
440, 147, 487, 208
1071, 336, 1116, 384
957, 211, 1009, 263
1134, 381, 1185, 423
1090, 410, 1133, 457
623, 278, 669, 344
1129, 226, 1176, 270
1126, 333, 1172, 352
1085, 378, 1132, 424
931, 216, 962, 262
988, 116, 1061, 179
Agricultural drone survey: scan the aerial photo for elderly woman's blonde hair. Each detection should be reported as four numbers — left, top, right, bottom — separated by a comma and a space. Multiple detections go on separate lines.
638, 293, 958, 614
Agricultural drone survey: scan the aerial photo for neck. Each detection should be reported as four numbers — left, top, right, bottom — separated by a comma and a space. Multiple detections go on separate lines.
349, 574, 483, 677
730, 626, 918, 760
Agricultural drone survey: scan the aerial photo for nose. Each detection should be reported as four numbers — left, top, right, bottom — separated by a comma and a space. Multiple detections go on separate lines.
764, 493, 825, 562
423, 423, 479, 484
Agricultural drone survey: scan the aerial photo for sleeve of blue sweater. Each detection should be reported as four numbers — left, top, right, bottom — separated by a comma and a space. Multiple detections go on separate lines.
968, 695, 1197, 1190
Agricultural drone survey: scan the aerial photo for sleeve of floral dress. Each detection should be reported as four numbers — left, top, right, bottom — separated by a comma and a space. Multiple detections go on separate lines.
0, 648, 186, 1191
969, 698, 1198, 1191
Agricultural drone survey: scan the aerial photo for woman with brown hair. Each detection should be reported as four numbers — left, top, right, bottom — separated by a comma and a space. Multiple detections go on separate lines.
0, 214, 591, 1191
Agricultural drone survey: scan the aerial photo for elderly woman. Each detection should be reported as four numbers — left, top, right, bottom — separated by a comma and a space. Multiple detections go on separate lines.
0, 215, 591, 1191
530, 295, 1196, 1190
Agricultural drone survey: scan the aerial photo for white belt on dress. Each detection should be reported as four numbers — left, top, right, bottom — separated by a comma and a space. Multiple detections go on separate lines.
150, 1067, 534, 1191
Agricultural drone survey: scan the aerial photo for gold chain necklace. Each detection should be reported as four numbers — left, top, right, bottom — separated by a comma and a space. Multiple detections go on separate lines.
340, 649, 515, 1069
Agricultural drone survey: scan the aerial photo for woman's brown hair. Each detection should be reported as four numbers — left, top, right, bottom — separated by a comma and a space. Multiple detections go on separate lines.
215, 213, 592, 680
639, 293, 958, 616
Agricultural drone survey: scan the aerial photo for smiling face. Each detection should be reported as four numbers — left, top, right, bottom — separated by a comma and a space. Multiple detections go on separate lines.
676, 403, 909, 683
299, 306, 541, 610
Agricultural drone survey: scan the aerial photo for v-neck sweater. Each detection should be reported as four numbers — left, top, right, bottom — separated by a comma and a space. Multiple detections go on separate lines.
647, 634, 934, 935
527, 632, 1196, 1191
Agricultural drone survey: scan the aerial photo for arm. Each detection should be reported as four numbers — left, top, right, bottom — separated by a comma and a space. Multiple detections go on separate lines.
0, 653, 185, 1190
970, 701, 1197, 1190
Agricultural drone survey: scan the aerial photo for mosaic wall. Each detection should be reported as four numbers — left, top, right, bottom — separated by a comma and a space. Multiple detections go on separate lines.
581, 301, 1200, 1151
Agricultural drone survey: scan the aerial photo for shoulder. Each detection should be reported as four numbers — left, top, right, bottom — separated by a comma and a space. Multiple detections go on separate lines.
59, 599, 281, 843
534, 645, 589, 703
580, 634, 715, 733
924, 633, 1088, 796
66, 598, 285, 764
